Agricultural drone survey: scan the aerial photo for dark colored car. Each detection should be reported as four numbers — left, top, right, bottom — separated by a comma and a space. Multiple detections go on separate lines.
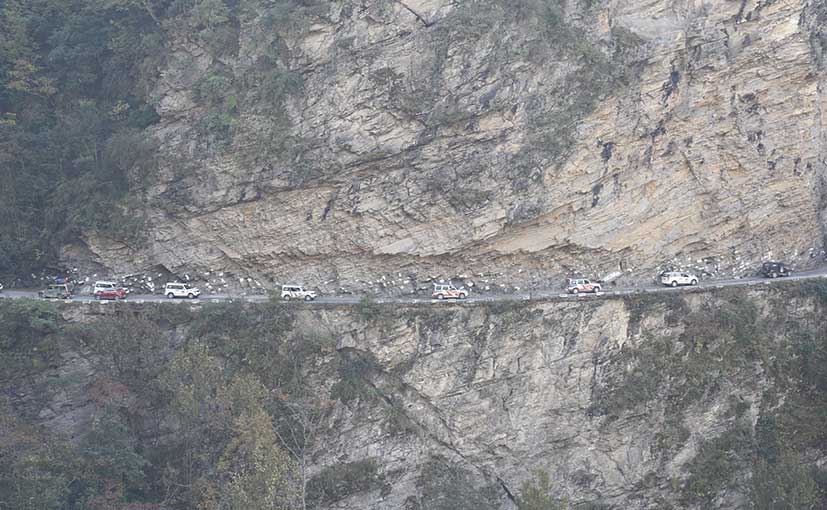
95, 287, 127, 300
759, 261, 792, 278
39, 283, 73, 299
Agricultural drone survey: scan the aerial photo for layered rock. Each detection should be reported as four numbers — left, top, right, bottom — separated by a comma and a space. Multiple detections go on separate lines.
9, 285, 827, 508
81, 0, 827, 290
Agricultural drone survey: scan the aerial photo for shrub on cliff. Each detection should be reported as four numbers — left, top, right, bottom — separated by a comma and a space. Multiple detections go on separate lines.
0, 299, 60, 376
518, 469, 569, 510
418, 456, 499, 510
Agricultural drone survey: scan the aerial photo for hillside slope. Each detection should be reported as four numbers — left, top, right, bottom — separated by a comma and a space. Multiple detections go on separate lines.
2, 283, 826, 508
2, 1, 826, 288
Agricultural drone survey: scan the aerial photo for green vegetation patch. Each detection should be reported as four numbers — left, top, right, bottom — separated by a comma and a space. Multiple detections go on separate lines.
0, 299, 61, 377
330, 348, 383, 404
590, 294, 761, 419
0, 300, 341, 509
416, 456, 500, 510
306, 458, 384, 507
591, 289, 827, 507
518, 469, 570, 510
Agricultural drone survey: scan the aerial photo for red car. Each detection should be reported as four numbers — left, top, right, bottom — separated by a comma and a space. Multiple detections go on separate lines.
95, 287, 127, 300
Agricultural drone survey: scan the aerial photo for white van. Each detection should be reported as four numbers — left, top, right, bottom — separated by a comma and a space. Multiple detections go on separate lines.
93, 281, 118, 293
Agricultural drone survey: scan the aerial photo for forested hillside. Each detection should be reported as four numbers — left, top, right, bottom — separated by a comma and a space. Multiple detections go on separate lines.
1, 0, 160, 274
0, 0, 318, 277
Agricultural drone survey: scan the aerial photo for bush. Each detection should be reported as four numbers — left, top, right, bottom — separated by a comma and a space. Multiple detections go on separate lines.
70, 308, 170, 396
418, 456, 499, 510
306, 458, 383, 506
591, 294, 766, 419
798, 279, 827, 305
0, 299, 61, 377
680, 425, 752, 505
751, 456, 818, 510
518, 469, 569, 510
329, 349, 382, 404
194, 70, 235, 106
355, 295, 382, 322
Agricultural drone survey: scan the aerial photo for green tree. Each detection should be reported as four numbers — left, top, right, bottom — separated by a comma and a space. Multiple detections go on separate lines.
81, 407, 148, 489
417, 457, 499, 510
0, 299, 59, 348
0, 0, 162, 277
518, 470, 569, 510
751, 456, 817, 510
216, 409, 300, 510
0, 300, 60, 376
0, 400, 80, 510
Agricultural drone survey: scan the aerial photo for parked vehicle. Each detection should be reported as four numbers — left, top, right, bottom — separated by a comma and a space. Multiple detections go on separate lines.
93, 281, 127, 300
566, 278, 601, 294
281, 285, 317, 301
759, 261, 791, 278
164, 282, 200, 299
95, 288, 127, 300
432, 283, 468, 300
660, 271, 698, 287
39, 283, 72, 299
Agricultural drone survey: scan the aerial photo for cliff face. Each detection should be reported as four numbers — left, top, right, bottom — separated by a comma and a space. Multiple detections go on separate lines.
4, 284, 826, 509
75, 0, 827, 289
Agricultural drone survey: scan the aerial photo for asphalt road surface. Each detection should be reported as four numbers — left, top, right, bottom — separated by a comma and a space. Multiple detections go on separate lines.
3, 267, 827, 306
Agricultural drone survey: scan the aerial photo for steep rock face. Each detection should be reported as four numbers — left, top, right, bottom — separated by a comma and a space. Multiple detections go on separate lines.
84, 0, 827, 289
305, 291, 809, 509
7, 286, 826, 509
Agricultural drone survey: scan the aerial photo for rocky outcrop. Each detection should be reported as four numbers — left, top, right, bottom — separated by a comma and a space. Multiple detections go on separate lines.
7, 284, 826, 508
81, 0, 827, 291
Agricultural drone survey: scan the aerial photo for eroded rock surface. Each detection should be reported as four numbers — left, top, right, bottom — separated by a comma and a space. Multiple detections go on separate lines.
82, 0, 827, 289
9, 287, 825, 509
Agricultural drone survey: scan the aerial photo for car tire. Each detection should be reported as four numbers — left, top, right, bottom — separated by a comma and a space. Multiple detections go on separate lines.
572, 288, 579, 294
95, 295, 101, 300
671, 281, 678, 287
437, 294, 444, 300
188, 293, 195, 299
691, 279, 697, 286
283, 295, 290, 301
167, 293, 175, 299
593, 287, 601, 294
459, 293, 467, 299
304, 295, 312, 301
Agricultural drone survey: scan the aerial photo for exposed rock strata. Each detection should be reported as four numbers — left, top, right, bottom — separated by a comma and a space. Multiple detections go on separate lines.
81, 0, 827, 290
9, 286, 826, 508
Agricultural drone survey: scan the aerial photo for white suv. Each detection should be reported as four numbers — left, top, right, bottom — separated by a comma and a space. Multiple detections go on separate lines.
164, 282, 201, 299
660, 271, 698, 287
432, 284, 468, 300
566, 278, 601, 294
281, 285, 317, 301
